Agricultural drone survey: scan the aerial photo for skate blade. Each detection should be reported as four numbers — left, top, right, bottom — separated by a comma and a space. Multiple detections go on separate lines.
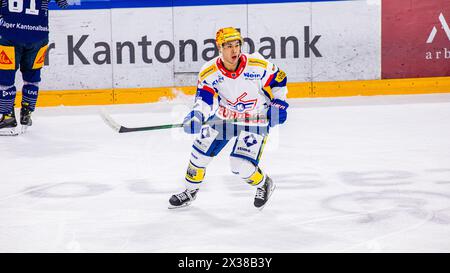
168, 201, 192, 210
258, 184, 276, 211
20, 125, 29, 134
0, 127, 19, 136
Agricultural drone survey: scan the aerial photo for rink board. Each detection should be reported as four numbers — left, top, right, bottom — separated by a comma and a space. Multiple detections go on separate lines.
382, 0, 450, 79
38, 1, 379, 90
9, 0, 450, 106
12, 77, 450, 107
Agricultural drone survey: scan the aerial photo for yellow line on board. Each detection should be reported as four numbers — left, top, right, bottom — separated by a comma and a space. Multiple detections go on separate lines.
13, 77, 450, 107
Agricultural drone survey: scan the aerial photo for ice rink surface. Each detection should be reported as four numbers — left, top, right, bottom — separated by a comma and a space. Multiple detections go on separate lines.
1, 93, 450, 252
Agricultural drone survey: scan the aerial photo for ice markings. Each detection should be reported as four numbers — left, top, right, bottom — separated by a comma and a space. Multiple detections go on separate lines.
425, 169, 450, 184
23, 182, 112, 198
126, 179, 174, 195
221, 173, 326, 197
323, 190, 450, 225
273, 173, 325, 189
338, 170, 415, 187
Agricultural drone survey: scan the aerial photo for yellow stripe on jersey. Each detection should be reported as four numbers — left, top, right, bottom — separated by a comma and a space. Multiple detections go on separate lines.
248, 58, 268, 69
262, 86, 274, 100
199, 64, 218, 81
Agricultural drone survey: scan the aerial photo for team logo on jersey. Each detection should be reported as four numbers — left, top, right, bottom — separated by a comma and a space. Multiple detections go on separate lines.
33, 45, 49, 69
0, 45, 15, 70
226, 92, 257, 113
275, 70, 287, 83
35, 53, 45, 65
0, 51, 12, 65
211, 75, 224, 87
243, 72, 262, 80
244, 134, 258, 147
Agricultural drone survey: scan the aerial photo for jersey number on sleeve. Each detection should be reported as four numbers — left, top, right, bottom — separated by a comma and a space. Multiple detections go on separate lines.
8, 0, 39, 16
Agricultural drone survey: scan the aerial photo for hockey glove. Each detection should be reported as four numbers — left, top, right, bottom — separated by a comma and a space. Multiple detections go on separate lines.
182, 110, 204, 134
267, 99, 289, 127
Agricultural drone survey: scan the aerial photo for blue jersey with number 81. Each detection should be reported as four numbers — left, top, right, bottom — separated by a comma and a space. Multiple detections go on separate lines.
0, 0, 67, 43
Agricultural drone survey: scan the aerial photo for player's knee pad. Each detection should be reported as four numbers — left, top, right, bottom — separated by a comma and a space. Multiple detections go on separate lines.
230, 156, 265, 186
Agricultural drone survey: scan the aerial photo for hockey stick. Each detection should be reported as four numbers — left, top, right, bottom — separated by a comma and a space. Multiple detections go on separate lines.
100, 109, 267, 133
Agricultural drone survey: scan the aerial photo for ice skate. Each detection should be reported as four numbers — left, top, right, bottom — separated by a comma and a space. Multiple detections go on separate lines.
0, 111, 18, 136
168, 189, 199, 209
254, 176, 276, 210
20, 102, 33, 134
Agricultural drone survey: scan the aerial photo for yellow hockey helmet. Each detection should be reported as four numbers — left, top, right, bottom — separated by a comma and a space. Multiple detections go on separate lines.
215, 27, 244, 48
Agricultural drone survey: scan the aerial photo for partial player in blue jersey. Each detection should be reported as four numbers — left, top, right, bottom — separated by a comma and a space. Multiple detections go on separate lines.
0, 0, 68, 135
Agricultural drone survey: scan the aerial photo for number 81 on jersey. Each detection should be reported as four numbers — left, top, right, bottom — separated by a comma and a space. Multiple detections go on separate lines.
8, 0, 40, 15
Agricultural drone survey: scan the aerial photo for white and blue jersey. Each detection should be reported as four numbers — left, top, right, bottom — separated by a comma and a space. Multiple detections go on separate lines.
193, 52, 288, 126
0, 0, 68, 43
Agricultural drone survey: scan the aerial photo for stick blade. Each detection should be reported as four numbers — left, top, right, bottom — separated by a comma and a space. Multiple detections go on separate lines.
100, 108, 122, 133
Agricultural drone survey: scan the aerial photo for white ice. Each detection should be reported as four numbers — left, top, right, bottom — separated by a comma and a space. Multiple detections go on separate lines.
1, 93, 450, 252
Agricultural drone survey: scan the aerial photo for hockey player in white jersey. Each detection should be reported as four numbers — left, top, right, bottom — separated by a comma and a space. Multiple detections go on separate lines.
169, 27, 289, 210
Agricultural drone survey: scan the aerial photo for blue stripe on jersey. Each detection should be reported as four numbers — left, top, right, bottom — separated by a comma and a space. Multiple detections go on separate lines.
196, 88, 214, 106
